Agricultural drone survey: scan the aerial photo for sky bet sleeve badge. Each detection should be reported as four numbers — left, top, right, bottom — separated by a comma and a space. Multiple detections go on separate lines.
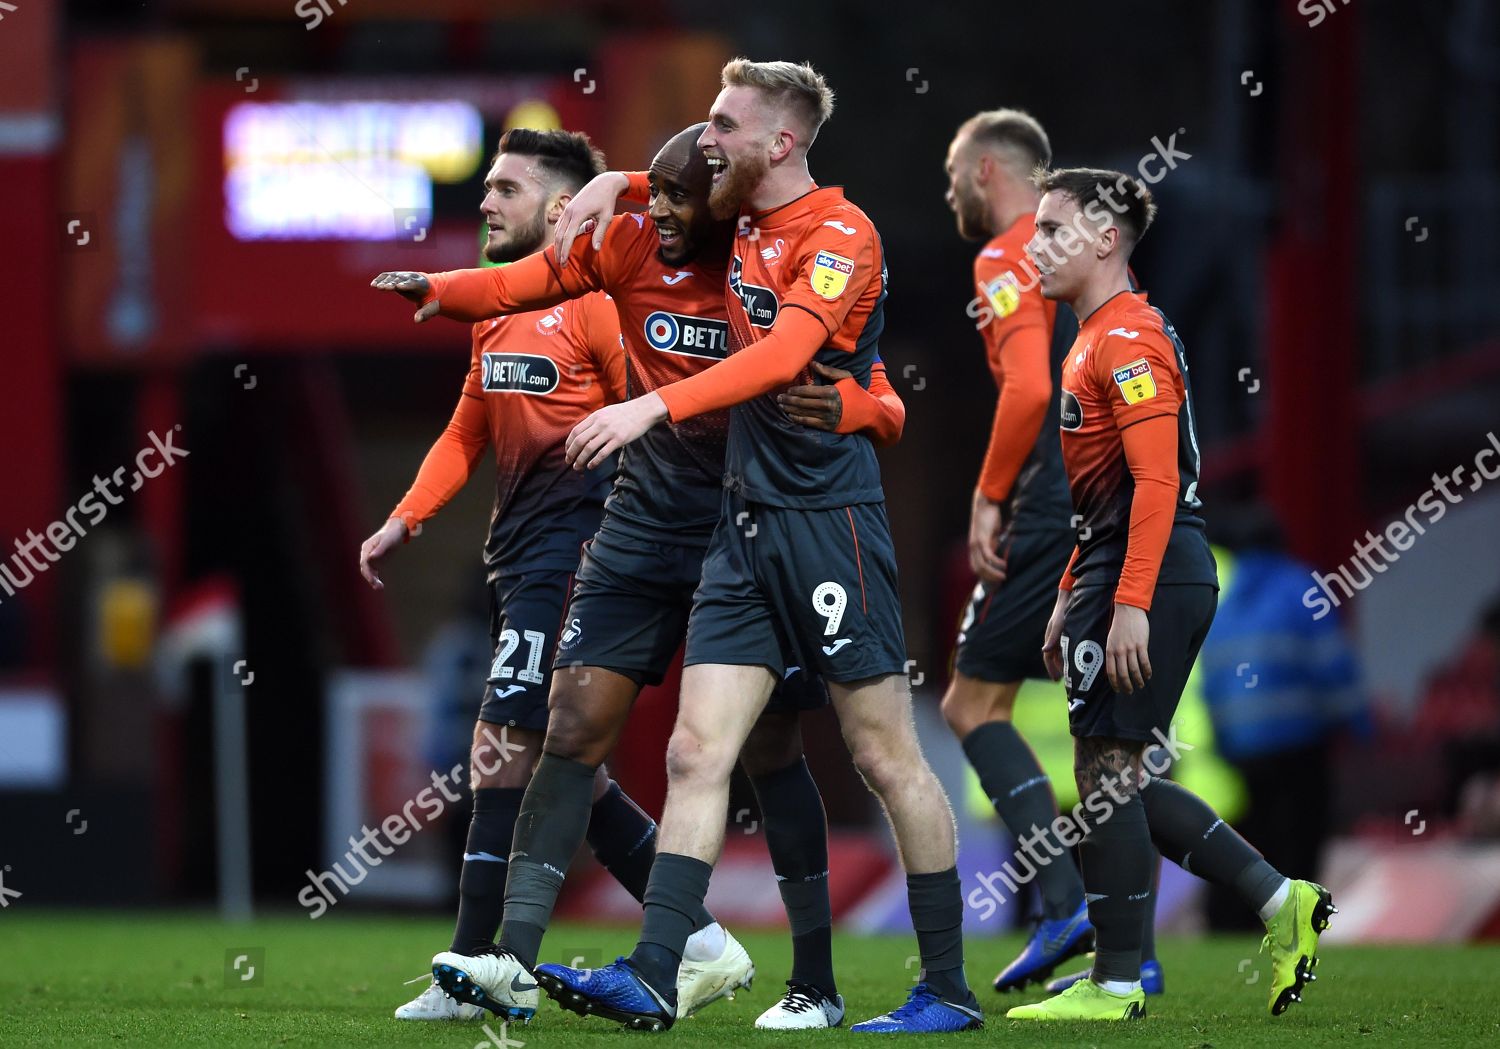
1112, 357, 1158, 403
984, 272, 1021, 319
810, 250, 855, 300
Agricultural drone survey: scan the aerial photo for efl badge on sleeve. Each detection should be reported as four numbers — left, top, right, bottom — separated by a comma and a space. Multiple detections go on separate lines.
810, 250, 855, 300
984, 272, 1021, 319
1112, 358, 1158, 404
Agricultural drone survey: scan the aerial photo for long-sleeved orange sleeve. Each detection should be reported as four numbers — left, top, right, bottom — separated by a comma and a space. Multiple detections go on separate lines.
977, 323, 1052, 503
1058, 545, 1081, 591
390, 380, 490, 529
1115, 413, 1180, 610
422, 252, 575, 322
833, 360, 905, 446
656, 307, 829, 422
621, 170, 651, 206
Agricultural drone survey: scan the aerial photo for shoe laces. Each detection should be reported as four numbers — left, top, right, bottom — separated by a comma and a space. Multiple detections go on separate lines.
1022, 913, 1054, 944
402, 977, 449, 1006
1260, 930, 1286, 962
888, 983, 940, 1020
779, 982, 831, 1014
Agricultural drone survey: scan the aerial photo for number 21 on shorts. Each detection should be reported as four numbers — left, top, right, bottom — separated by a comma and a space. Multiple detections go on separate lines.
490, 628, 547, 685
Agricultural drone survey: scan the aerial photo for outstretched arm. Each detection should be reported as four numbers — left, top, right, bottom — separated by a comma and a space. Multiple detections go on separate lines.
371, 241, 604, 324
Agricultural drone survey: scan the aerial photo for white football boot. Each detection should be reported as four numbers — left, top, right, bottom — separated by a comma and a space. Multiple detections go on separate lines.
675, 927, 755, 1017
755, 983, 846, 1029
394, 976, 487, 1020
431, 946, 539, 1023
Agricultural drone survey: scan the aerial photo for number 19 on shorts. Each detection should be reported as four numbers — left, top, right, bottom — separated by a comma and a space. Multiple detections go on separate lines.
812, 581, 848, 636
1060, 634, 1104, 693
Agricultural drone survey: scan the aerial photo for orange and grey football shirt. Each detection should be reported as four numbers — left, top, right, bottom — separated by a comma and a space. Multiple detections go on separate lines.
656, 185, 889, 509
392, 291, 625, 581
1057, 290, 1216, 608
416, 212, 903, 544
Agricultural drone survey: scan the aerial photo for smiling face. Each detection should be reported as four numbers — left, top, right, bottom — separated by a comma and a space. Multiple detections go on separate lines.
648, 169, 719, 266
647, 122, 725, 266
697, 85, 775, 220
945, 133, 991, 241
478, 151, 553, 263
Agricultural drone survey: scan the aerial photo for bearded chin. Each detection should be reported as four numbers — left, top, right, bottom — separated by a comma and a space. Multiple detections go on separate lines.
485, 211, 547, 263
959, 197, 990, 241
708, 184, 739, 221
708, 152, 769, 221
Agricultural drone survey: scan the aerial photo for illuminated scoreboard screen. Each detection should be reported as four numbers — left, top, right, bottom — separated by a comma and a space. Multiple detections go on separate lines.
63, 39, 712, 361
217, 83, 588, 248
223, 99, 484, 241
192, 76, 602, 348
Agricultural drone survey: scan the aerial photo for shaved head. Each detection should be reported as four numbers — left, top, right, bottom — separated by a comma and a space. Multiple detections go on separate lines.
647, 122, 730, 266
651, 121, 712, 194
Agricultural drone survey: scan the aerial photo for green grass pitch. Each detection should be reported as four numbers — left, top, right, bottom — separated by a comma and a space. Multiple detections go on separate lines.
2, 912, 1497, 1047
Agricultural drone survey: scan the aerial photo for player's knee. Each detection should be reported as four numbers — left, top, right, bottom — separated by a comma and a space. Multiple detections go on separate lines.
851, 749, 905, 798
470, 724, 539, 789
541, 698, 611, 766
938, 686, 980, 738
665, 723, 736, 787
939, 677, 1014, 738
845, 731, 913, 797
543, 711, 600, 768
1072, 736, 1143, 800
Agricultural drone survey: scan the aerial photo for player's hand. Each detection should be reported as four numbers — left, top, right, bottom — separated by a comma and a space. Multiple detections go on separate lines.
370, 271, 441, 323
566, 392, 669, 471
778, 361, 851, 430
1041, 589, 1071, 681
968, 489, 1008, 585
555, 171, 629, 265
359, 517, 409, 590
1105, 602, 1152, 693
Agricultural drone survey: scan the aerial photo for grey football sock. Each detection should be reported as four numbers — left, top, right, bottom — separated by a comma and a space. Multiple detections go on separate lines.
1079, 793, 1152, 984
1140, 776, 1283, 913
962, 722, 1084, 919
497, 754, 595, 968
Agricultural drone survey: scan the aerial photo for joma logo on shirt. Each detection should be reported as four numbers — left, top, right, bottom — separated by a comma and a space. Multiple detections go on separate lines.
481, 352, 561, 395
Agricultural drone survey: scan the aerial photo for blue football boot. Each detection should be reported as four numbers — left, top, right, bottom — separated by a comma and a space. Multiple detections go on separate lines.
534, 957, 675, 1031
992, 900, 1095, 992
850, 984, 984, 1033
